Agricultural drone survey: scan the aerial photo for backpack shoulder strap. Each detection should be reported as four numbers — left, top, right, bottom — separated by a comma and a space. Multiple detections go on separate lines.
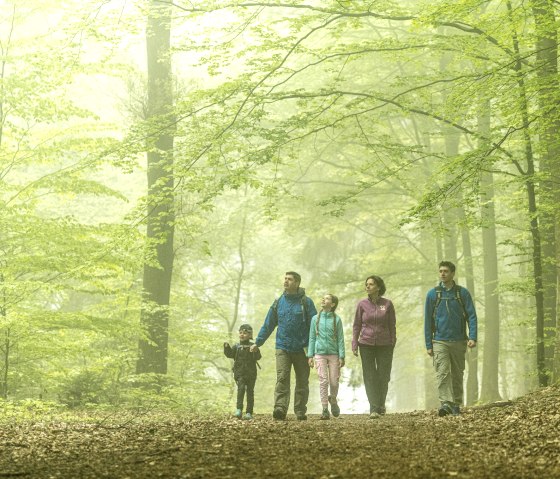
454, 285, 468, 319
431, 287, 443, 337
300, 294, 308, 322
432, 287, 443, 319
233, 343, 240, 363
271, 298, 280, 326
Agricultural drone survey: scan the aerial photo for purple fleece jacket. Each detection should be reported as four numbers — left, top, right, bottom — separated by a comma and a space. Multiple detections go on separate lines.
352, 297, 397, 350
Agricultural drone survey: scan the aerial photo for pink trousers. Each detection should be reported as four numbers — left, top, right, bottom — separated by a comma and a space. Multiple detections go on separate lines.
314, 354, 341, 406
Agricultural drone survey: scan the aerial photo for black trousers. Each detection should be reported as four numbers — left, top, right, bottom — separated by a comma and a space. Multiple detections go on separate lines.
359, 344, 394, 413
236, 376, 257, 413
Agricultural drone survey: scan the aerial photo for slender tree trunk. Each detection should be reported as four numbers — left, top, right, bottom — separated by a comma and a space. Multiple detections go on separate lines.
417, 129, 439, 410
442, 128, 459, 263
458, 205, 478, 405
476, 99, 501, 402
506, 1, 548, 387
0, 9, 15, 399
0, 273, 7, 399
479, 170, 502, 401
137, 1, 175, 375
531, 0, 560, 381
442, 128, 480, 406
0, 330, 8, 400
232, 210, 247, 334
423, 228, 438, 410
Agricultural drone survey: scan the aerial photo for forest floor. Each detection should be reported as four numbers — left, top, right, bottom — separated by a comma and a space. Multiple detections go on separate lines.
1, 384, 560, 479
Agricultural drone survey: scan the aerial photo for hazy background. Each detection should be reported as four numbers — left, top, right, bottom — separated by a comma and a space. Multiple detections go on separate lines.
1, 0, 559, 415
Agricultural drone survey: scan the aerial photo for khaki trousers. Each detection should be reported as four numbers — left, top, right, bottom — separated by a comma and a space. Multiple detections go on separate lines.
274, 349, 310, 416
433, 340, 467, 405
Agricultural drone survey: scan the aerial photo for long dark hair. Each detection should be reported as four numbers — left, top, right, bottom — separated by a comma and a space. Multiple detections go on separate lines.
326, 293, 339, 313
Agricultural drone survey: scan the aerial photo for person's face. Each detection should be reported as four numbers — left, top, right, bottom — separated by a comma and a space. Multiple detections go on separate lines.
320, 295, 335, 311
284, 274, 299, 293
439, 267, 455, 284
365, 278, 379, 296
239, 329, 251, 341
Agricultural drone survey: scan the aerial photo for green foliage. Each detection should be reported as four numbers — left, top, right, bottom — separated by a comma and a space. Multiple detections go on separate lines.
0, 0, 557, 411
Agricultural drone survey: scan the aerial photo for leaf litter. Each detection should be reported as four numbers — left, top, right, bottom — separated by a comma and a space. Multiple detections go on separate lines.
1, 385, 560, 478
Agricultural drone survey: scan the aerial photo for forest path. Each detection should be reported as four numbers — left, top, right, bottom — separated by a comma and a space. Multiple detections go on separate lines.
2, 385, 560, 479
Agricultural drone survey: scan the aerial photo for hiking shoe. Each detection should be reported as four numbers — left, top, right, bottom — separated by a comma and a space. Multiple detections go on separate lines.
243, 412, 253, 420
328, 396, 340, 417
272, 408, 286, 420
451, 405, 461, 416
296, 414, 307, 421
438, 402, 453, 417
320, 408, 330, 420
234, 409, 242, 419
369, 411, 380, 419
378, 406, 386, 416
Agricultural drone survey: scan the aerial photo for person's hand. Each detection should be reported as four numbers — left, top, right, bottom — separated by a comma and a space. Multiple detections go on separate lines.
352, 349, 358, 357
308, 358, 314, 368
249, 344, 258, 352
339, 358, 345, 368
467, 340, 477, 348
427, 348, 433, 357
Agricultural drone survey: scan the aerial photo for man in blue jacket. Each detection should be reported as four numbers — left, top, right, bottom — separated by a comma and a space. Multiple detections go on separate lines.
424, 261, 477, 416
251, 271, 317, 420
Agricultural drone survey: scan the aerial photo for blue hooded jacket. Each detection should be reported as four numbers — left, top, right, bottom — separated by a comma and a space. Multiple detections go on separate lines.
424, 282, 477, 350
255, 288, 317, 353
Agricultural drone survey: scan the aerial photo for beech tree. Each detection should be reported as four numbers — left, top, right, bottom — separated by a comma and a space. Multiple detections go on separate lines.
136, 1, 176, 376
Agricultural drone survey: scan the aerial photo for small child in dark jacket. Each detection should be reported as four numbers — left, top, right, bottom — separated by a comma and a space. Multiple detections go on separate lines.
224, 324, 261, 420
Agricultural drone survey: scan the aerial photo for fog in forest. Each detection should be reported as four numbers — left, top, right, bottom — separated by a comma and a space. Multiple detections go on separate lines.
1, 0, 559, 419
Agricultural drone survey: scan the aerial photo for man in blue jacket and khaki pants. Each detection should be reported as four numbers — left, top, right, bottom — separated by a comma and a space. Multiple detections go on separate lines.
252, 271, 317, 421
424, 261, 477, 416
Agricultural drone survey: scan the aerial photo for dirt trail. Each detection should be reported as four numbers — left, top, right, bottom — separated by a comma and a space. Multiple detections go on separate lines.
2, 386, 560, 478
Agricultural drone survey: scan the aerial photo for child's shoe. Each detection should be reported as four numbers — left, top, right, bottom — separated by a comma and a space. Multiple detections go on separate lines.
320, 408, 330, 420
328, 395, 340, 417
243, 412, 253, 420
234, 409, 242, 419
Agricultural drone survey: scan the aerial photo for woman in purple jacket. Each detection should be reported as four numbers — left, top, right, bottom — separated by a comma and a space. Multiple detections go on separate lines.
352, 275, 397, 418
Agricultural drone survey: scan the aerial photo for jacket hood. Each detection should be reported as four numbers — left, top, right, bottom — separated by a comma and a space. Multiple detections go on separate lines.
284, 287, 306, 298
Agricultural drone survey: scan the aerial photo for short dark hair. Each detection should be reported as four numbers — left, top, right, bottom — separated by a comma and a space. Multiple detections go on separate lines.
365, 275, 386, 296
285, 271, 301, 284
439, 261, 456, 273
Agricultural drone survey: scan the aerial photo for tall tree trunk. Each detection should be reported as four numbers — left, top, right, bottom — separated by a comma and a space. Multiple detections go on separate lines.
507, 0, 547, 386
531, 0, 560, 382
137, 1, 175, 375
442, 128, 479, 407
423, 228, 438, 410
442, 127, 459, 263
479, 170, 502, 401
0, 273, 7, 399
477, 100, 501, 402
458, 205, 478, 405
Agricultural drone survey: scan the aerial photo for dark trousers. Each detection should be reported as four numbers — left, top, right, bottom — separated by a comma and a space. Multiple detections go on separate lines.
236, 376, 256, 413
359, 344, 394, 413
274, 349, 310, 416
